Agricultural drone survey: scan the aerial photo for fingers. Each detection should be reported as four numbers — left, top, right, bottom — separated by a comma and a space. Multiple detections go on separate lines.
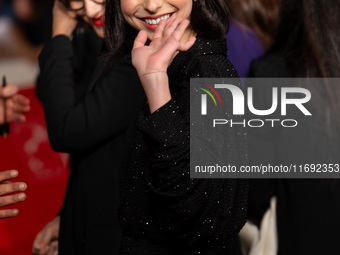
0, 181, 27, 196
0, 84, 18, 99
33, 231, 45, 255
53, 0, 74, 17
8, 96, 31, 113
47, 240, 58, 255
160, 18, 194, 53
152, 18, 193, 59
0, 191, 25, 219
0, 208, 19, 219
12, 94, 30, 109
52, 0, 78, 38
5, 105, 26, 122
0, 171, 27, 210
0, 192, 26, 207
0, 181, 12, 184
39, 228, 56, 252
172, 19, 190, 41
5, 94, 30, 123
33, 231, 51, 255
153, 19, 167, 40
133, 30, 148, 50
153, 13, 177, 41
0, 84, 30, 123
163, 16, 184, 39
6, 112, 26, 123
178, 36, 197, 52
0, 170, 19, 182
33, 216, 60, 255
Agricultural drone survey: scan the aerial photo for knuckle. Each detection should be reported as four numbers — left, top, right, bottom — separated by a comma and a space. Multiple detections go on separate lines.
0, 184, 13, 195
0, 210, 6, 218
0, 186, 6, 196
0, 172, 5, 181
12, 182, 22, 192
0, 209, 16, 218
0, 171, 12, 182
5, 182, 15, 190
0, 198, 5, 207
3, 195, 16, 205
5, 209, 15, 217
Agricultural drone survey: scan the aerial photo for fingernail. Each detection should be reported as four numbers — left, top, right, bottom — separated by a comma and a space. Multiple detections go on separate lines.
19, 193, 26, 201
12, 209, 19, 215
11, 170, 18, 177
20, 183, 27, 190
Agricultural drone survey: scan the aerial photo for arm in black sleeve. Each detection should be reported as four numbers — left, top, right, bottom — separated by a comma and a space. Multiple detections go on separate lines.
138, 54, 248, 243
38, 35, 143, 152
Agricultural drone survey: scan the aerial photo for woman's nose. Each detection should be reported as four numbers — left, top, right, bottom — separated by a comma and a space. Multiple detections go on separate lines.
143, 0, 163, 13
83, 0, 102, 18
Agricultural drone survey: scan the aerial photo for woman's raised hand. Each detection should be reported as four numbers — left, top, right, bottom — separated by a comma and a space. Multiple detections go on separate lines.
132, 16, 196, 113
52, 0, 79, 39
132, 15, 196, 77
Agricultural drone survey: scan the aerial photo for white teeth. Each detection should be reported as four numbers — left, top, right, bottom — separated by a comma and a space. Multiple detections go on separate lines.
144, 14, 171, 25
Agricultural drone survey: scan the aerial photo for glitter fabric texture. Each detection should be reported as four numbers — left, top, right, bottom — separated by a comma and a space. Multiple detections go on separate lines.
119, 37, 249, 254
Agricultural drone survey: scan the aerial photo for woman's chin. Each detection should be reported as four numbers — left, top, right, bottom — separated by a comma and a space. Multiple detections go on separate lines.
93, 26, 105, 38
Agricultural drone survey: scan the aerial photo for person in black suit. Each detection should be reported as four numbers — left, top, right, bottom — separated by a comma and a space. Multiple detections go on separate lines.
32, 0, 144, 254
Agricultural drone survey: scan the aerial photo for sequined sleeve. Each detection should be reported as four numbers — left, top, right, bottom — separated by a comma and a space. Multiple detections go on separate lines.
131, 52, 249, 244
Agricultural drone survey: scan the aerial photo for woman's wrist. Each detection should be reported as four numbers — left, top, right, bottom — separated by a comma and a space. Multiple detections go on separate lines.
139, 72, 171, 113
139, 71, 166, 79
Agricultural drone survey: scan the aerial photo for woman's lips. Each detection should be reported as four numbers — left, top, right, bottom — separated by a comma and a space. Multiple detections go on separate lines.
140, 13, 173, 31
92, 15, 104, 27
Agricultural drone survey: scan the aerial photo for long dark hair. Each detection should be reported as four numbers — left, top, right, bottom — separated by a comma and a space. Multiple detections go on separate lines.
273, 0, 340, 132
227, 0, 280, 50
273, 0, 340, 78
104, 0, 230, 58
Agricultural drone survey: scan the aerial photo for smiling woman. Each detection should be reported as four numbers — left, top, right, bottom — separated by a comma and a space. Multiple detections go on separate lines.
121, 0, 193, 39
105, 0, 230, 58
105, 0, 248, 254
57, 0, 106, 37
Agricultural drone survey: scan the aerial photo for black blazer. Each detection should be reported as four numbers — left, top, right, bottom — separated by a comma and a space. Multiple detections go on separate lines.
37, 30, 145, 255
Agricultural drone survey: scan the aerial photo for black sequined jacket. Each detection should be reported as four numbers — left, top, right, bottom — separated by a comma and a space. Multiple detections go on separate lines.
119, 36, 249, 254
